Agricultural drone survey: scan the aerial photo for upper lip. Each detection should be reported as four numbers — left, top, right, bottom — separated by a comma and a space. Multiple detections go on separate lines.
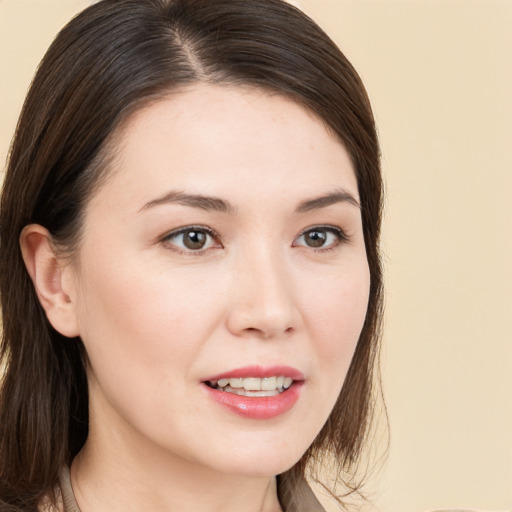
203, 365, 304, 382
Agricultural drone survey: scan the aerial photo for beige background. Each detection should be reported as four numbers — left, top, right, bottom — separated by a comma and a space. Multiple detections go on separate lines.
1, 1, 511, 511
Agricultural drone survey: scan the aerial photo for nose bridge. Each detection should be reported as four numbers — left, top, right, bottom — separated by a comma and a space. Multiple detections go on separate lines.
227, 239, 298, 339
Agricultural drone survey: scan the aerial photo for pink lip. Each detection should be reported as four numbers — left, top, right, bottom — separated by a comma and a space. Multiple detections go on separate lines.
202, 382, 303, 419
202, 365, 304, 420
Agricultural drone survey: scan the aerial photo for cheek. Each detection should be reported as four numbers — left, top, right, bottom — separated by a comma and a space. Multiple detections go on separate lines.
303, 262, 370, 359
279, 257, 370, 453
74, 251, 225, 392
297, 254, 370, 413
73, 253, 231, 445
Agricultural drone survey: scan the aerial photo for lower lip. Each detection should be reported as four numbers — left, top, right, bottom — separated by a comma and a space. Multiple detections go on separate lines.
202, 382, 303, 419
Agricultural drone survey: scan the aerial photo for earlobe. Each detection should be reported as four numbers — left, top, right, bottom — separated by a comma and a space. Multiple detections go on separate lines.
19, 224, 80, 338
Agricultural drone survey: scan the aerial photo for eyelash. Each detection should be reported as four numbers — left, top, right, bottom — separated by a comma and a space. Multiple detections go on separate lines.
161, 225, 350, 254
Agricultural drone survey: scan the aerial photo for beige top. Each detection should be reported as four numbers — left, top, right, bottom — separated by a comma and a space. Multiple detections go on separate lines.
49, 466, 326, 512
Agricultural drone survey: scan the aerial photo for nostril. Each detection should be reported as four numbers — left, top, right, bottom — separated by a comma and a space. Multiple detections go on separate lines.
242, 326, 294, 339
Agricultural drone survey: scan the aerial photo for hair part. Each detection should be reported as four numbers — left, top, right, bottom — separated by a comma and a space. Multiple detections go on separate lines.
0, 0, 383, 509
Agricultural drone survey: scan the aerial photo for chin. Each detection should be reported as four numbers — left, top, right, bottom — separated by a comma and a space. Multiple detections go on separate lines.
202, 439, 309, 478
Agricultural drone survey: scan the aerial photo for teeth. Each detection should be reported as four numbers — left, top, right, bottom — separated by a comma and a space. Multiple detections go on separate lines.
212, 376, 294, 394
243, 378, 261, 391
229, 378, 244, 389
261, 377, 277, 391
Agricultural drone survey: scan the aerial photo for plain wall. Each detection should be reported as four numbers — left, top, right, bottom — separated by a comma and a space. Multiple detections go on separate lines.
1, 1, 511, 511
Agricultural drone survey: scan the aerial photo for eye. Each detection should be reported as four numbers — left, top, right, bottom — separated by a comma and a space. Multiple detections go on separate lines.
293, 226, 347, 250
162, 226, 220, 253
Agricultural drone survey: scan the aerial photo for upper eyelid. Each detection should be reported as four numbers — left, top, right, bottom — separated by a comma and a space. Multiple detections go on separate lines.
298, 224, 348, 237
162, 225, 219, 239
162, 224, 345, 236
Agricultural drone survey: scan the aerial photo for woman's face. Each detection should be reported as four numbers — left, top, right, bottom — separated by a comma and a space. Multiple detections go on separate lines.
68, 84, 370, 477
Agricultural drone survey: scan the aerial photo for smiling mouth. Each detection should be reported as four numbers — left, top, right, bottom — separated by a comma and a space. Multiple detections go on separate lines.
205, 376, 294, 397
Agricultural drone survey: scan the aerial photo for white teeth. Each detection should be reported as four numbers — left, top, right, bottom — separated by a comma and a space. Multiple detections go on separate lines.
229, 378, 244, 388
212, 375, 294, 394
261, 377, 277, 391
243, 378, 261, 391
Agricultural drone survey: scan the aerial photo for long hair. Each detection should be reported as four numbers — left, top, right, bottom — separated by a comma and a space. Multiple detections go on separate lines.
0, 1, 383, 510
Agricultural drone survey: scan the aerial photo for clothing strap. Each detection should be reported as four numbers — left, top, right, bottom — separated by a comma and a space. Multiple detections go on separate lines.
58, 467, 81, 512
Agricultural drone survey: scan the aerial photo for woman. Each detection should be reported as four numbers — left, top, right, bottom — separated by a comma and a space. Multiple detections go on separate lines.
0, 0, 383, 511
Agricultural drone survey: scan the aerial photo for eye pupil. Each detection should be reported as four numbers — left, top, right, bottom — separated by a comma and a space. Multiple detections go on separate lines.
305, 230, 327, 247
183, 230, 207, 250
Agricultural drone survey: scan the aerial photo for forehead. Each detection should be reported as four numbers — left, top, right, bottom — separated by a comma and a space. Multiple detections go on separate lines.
87, 84, 358, 214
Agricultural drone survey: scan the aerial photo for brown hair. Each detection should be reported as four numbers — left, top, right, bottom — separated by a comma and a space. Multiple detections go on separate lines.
0, 0, 383, 510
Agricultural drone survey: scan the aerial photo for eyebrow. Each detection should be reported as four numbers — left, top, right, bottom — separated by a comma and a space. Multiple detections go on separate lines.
295, 189, 360, 212
140, 191, 237, 214
139, 188, 360, 214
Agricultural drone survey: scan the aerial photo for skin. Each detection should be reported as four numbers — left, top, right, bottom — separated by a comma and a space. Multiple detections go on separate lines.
21, 84, 370, 512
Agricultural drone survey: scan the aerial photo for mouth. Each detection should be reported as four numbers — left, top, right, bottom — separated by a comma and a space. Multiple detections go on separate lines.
204, 376, 294, 397
201, 366, 304, 419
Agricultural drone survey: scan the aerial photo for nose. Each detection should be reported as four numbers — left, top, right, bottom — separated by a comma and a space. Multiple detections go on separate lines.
226, 247, 300, 340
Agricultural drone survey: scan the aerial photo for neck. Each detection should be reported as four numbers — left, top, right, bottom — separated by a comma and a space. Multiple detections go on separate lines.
70, 425, 283, 512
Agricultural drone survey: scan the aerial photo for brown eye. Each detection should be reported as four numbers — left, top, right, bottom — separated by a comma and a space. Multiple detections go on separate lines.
164, 226, 218, 252
303, 229, 328, 247
294, 226, 346, 250
182, 229, 207, 250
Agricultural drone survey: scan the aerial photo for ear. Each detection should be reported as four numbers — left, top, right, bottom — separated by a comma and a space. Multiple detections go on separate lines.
19, 224, 80, 338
